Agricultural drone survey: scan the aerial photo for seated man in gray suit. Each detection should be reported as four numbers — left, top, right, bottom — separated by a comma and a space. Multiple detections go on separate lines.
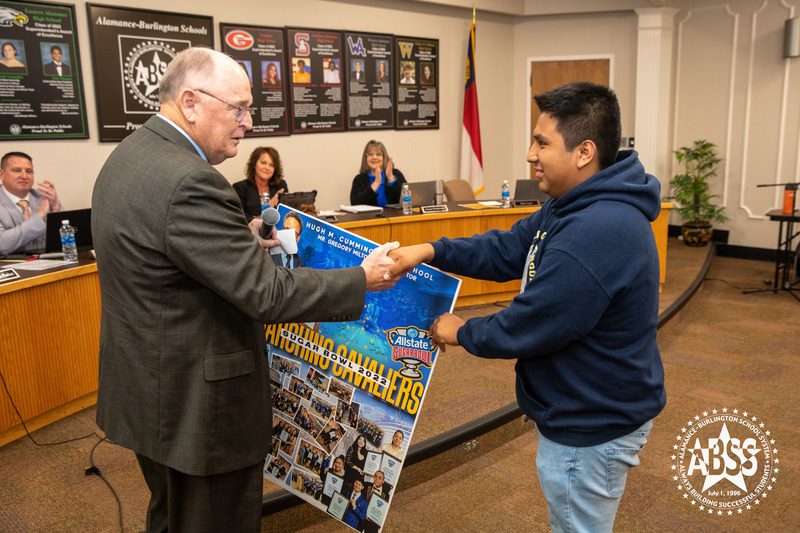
92, 47, 399, 533
0, 151, 62, 256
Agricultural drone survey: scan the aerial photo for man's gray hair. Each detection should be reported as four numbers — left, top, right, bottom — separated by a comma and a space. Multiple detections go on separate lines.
159, 47, 218, 103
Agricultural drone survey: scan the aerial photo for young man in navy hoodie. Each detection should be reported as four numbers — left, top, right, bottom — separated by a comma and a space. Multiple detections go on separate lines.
386, 82, 666, 532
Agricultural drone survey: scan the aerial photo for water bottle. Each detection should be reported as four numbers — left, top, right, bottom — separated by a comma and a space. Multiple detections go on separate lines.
261, 192, 270, 212
501, 180, 511, 208
402, 183, 412, 215
59, 220, 78, 262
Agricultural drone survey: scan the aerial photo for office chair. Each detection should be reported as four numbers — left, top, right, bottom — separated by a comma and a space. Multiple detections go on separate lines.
443, 179, 475, 202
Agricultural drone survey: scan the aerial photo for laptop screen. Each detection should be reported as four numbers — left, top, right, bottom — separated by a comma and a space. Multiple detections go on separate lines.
408, 180, 440, 207
513, 179, 549, 205
45, 208, 93, 253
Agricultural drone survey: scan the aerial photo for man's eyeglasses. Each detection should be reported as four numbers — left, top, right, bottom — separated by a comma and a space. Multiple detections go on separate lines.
194, 88, 251, 121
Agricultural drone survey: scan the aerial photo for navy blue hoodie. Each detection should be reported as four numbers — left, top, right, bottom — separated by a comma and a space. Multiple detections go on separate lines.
430, 150, 666, 446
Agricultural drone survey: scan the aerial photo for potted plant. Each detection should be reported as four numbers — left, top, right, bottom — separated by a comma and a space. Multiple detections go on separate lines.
669, 139, 728, 246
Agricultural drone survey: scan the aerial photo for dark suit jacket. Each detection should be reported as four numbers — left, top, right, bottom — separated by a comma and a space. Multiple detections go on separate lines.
232, 179, 289, 221
364, 482, 391, 502
92, 115, 366, 476
44, 62, 71, 76
271, 252, 302, 269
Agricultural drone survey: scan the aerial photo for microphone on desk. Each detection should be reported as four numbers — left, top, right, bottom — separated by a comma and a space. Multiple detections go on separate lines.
260, 207, 280, 239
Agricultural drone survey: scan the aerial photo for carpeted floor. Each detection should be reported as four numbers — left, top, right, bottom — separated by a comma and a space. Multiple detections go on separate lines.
1, 238, 798, 532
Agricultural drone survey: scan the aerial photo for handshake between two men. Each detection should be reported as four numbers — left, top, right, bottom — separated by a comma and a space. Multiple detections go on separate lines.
249, 216, 461, 352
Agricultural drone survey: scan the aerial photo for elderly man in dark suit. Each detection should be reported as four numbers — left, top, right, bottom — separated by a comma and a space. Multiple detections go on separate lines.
92, 47, 398, 533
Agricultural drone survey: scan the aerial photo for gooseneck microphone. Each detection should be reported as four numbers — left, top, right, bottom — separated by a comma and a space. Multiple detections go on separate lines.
260, 207, 280, 239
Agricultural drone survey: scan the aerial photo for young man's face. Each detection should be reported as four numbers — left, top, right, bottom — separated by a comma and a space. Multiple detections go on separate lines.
527, 112, 583, 199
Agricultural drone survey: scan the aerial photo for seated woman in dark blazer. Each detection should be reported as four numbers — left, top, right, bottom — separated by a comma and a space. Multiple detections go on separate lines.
349, 140, 407, 207
233, 146, 289, 221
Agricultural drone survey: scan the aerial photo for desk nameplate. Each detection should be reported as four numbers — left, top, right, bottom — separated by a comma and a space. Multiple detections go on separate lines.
0, 269, 20, 283
420, 205, 449, 214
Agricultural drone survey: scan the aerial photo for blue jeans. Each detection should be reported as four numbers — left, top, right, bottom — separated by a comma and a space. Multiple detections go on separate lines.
535, 420, 653, 533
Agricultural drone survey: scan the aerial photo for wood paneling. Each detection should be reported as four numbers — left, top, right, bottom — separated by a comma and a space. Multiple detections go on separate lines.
0, 264, 101, 443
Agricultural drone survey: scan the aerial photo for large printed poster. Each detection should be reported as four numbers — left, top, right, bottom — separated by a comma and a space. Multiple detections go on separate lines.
285, 28, 345, 133
264, 206, 460, 532
394, 35, 438, 130
0, 0, 89, 140
220, 24, 289, 137
343, 31, 394, 130
86, 4, 213, 141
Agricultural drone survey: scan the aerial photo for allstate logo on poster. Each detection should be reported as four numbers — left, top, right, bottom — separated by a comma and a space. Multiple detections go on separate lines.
387, 326, 433, 379
672, 407, 779, 516
120, 38, 186, 113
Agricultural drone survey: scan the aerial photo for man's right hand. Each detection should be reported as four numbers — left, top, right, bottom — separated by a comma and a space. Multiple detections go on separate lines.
248, 217, 280, 249
384, 244, 435, 281
361, 241, 400, 292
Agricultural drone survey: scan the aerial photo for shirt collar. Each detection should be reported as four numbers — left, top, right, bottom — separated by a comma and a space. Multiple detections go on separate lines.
156, 113, 208, 162
2, 186, 29, 205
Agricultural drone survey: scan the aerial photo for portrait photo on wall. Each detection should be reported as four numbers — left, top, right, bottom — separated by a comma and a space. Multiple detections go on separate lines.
1, 40, 28, 73
399, 61, 415, 84
375, 60, 389, 82
263, 60, 282, 86
324, 58, 340, 84
350, 58, 366, 83
419, 62, 434, 85
41, 42, 71, 77
293, 57, 311, 83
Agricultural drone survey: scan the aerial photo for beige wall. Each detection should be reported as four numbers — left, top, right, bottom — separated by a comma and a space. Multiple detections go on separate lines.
669, 0, 800, 248
511, 12, 639, 180
7, 0, 800, 249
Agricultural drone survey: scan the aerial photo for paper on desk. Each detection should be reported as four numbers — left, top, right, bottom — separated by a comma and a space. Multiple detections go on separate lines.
479, 201, 502, 206
0, 259, 73, 270
459, 202, 499, 210
269, 229, 299, 256
340, 204, 382, 213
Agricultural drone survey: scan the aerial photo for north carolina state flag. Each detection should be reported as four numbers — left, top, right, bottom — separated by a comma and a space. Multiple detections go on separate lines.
459, 19, 483, 195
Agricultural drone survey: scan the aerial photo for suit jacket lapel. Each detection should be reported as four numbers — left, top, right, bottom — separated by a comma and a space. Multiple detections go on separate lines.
0, 187, 26, 225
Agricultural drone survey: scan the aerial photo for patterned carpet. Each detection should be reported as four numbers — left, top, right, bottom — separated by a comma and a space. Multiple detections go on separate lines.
2, 238, 798, 532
